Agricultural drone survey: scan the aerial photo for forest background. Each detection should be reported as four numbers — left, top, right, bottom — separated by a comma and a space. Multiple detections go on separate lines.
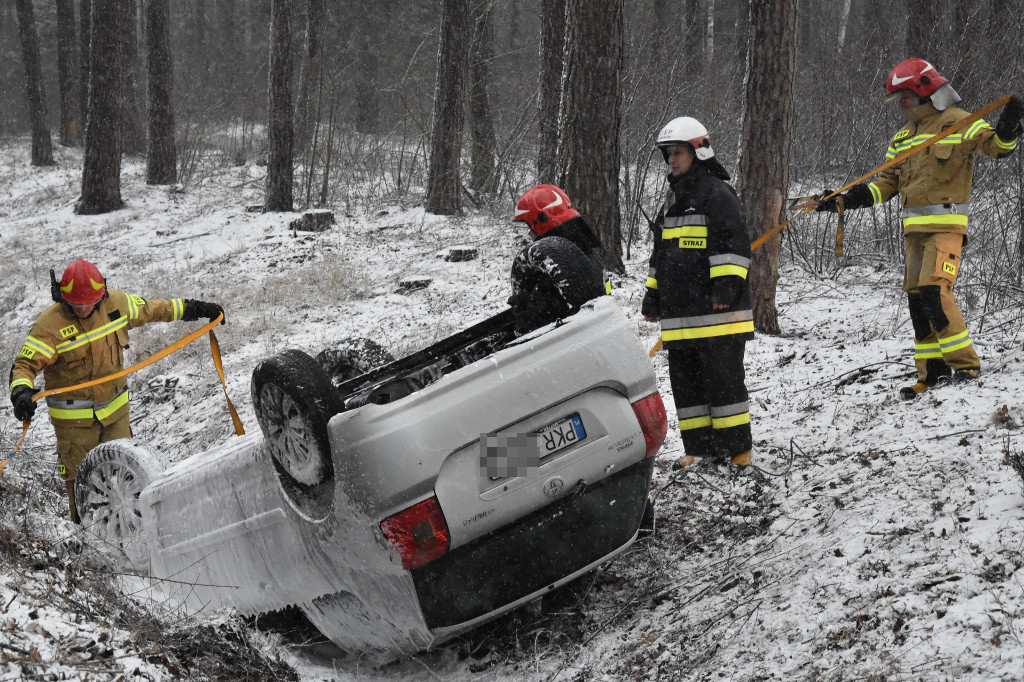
6, 0, 1024, 321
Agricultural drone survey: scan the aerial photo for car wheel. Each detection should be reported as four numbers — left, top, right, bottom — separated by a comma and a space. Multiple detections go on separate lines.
251, 349, 341, 488
75, 439, 167, 573
510, 236, 605, 334
316, 338, 395, 386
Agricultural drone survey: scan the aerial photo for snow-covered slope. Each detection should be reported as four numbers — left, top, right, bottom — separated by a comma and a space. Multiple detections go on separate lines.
2, 140, 1022, 681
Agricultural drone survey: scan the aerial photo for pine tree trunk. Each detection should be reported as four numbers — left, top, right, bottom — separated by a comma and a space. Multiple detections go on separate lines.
537, 0, 565, 184
146, 0, 176, 185
738, 0, 797, 335
468, 0, 496, 193
556, 0, 624, 273
425, 0, 471, 216
77, 0, 124, 214
55, 0, 82, 147
15, 0, 54, 166
80, 0, 91, 127
294, 0, 324, 149
266, 0, 294, 212
120, 0, 146, 155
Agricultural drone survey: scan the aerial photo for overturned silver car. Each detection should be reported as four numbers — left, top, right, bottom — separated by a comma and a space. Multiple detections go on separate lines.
74, 296, 667, 653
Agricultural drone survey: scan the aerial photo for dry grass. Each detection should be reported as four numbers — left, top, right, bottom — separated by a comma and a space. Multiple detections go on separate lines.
0, 466, 298, 680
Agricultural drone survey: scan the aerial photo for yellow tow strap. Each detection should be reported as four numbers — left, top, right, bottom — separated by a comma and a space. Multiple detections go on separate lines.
2, 313, 243, 478
649, 94, 1012, 357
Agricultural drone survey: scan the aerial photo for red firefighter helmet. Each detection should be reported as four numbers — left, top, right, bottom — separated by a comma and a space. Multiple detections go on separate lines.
60, 259, 106, 305
513, 184, 580, 237
886, 58, 947, 98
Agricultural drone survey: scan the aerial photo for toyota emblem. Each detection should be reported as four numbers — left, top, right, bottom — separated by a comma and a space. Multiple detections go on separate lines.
543, 477, 565, 498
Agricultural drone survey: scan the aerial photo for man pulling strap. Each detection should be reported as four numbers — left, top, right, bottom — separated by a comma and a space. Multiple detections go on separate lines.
818, 58, 1022, 399
8, 258, 224, 523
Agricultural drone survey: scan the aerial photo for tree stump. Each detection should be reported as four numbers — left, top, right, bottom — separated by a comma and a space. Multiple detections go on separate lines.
397, 275, 432, 293
289, 209, 335, 232
444, 245, 478, 262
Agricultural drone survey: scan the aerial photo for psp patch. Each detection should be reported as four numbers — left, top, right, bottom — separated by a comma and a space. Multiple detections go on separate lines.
59, 324, 78, 339
943, 261, 957, 276
19, 346, 35, 359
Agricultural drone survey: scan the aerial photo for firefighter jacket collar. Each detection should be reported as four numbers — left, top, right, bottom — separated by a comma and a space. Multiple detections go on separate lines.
904, 101, 939, 123
667, 164, 704, 192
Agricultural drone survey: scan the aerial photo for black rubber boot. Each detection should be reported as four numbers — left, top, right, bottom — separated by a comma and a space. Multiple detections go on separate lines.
901, 358, 953, 400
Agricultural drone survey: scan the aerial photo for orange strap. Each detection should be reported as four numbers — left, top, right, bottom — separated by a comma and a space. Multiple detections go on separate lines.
3, 313, 243, 477
834, 196, 846, 257
31, 313, 226, 401
650, 95, 1012, 356
208, 328, 245, 436
0, 422, 29, 477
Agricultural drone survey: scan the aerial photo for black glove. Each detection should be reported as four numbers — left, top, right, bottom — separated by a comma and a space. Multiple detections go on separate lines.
641, 289, 660, 319
843, 183, 873, 210
11, 385, 38, 422
818, 184, 873, 212
815, 192, 840, 213
183, 299, 225, 324
995, 94, 1024, 142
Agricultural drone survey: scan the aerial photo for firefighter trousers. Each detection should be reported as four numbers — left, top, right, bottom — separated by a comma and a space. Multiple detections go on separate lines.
54, 413, 132, 524
904, 232, 980, 383
667, 337, 751, 460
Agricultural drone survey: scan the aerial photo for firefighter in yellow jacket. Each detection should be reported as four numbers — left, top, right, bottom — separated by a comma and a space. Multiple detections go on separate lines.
8, 259, 224, 522
820, 58, 1023, 399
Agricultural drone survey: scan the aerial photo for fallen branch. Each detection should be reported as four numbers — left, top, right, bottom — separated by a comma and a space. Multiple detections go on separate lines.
925, 428, 988, 441
0, 641, 31, 656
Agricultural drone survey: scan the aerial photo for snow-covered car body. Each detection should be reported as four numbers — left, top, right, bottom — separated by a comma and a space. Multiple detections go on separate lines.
137, 296, 665, 653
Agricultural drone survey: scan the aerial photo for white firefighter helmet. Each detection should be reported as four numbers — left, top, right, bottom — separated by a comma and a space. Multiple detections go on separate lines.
656, 116, 715, 160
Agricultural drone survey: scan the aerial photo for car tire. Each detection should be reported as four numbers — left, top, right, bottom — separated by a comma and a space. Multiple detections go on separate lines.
75, 439, 167, 573
510, 236, 605, 334
316, 338, 395, 386
251, 349, 341, 488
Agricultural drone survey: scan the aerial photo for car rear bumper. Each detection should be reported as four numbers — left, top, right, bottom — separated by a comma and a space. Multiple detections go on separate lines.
413, 457, 654, 632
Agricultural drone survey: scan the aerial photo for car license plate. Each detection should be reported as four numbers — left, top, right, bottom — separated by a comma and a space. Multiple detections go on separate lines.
538, 414, 587, 457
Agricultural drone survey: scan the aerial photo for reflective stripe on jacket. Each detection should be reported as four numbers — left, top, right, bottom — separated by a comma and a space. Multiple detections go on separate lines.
10, 290, 185, 426
641, 165, 754, 346
866, 104, 1015, 236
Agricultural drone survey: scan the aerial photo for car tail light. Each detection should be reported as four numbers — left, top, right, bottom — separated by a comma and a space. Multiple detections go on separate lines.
380, 496, 451, 570
631, 392, 667, 458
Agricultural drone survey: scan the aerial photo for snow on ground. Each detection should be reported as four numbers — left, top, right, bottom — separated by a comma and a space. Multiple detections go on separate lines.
2, 139, 1023, 681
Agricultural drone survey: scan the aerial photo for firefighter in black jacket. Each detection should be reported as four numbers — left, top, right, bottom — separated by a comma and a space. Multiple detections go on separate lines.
642, 117, 754, 469
510, 184, 608, 335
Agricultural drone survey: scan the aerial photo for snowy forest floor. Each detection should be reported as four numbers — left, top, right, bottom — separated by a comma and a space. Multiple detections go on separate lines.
2, 140, 1024, 681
